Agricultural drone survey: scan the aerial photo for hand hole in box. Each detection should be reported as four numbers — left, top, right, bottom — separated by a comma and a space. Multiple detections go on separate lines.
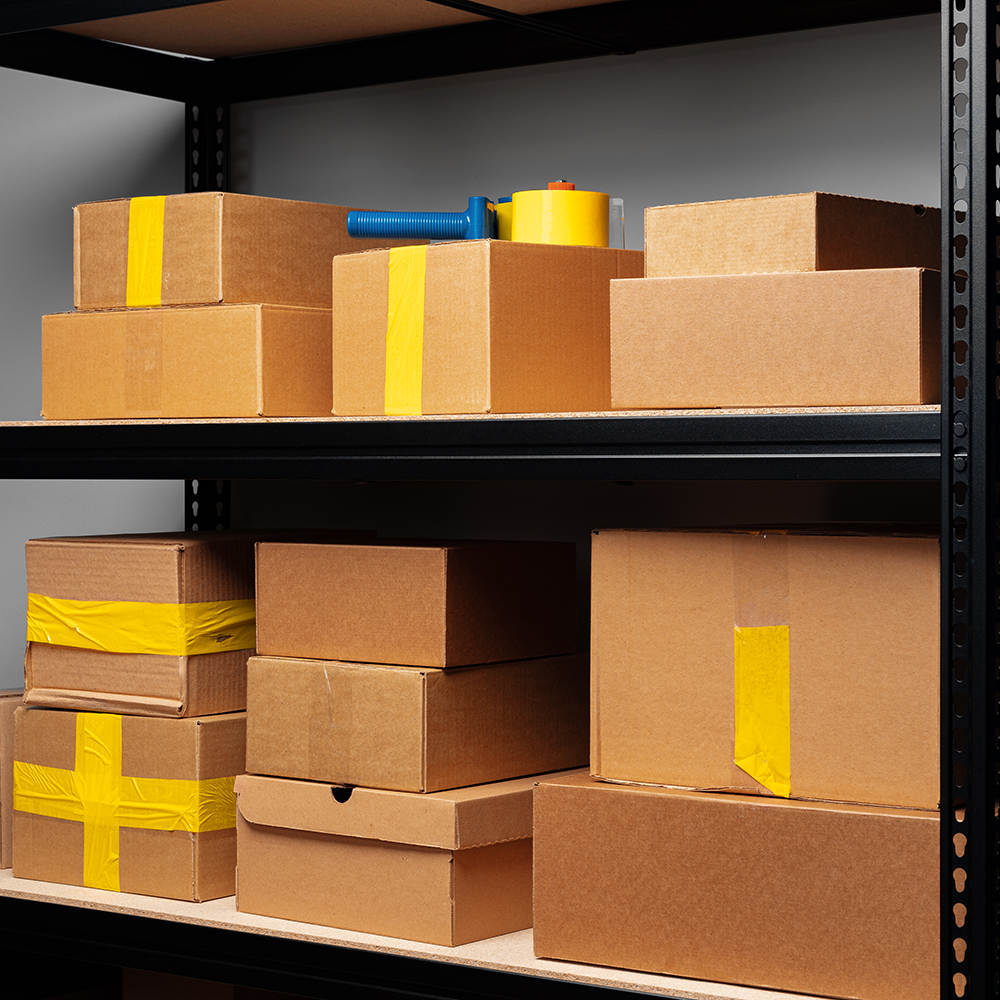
331, 786, 353, 803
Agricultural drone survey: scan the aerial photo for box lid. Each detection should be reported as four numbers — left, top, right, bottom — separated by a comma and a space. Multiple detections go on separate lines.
235, 771, 577, 849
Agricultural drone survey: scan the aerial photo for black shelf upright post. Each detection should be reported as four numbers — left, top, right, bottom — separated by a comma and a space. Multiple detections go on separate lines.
943, 1, 1000, 998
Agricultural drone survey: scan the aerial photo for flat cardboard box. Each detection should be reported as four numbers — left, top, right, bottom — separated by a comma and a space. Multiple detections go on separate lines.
42, 304, 334, 419
25, 530, 371, 718
590, 528, 939, 809
255, 539, 576, 667
0, 690, 22, 868
644, 192, 941, 277
533, 772, 938, 1000
611, 268, 940, 409
246, 653, 588, 791
13, 706, 246, 901
75, 192, 421, 310
235, 771, 559, 945
332, 240, 643, 414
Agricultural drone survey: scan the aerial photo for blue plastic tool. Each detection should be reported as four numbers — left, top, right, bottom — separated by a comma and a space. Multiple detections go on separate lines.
346, 196, 496, 241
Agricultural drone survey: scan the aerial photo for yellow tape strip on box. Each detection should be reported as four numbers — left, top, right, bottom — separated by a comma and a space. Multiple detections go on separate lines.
384, 244, 427, 415
125, 195, 166, 308
26, 594, 255, 656
734, 624, 791, 798
13, 713, 237, 891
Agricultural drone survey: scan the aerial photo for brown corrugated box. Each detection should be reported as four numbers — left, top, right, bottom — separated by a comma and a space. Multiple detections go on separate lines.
533, 772, 938, 1000
246, 653, 588, 791
42, 304, 334, 419
236, 771, 563, 945
0, 690, 22, 868
74, 192, 421, 310
25, 530, 372, 718
255, 539, 576, 667
644, 192, 941, 278
611, 267, 940, 409
13, 706, 246, 901
332, 241, 643, 415
590, 528, 939, 809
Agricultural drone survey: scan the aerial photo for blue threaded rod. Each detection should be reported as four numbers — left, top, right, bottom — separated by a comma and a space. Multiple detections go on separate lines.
347, 196, 495, 241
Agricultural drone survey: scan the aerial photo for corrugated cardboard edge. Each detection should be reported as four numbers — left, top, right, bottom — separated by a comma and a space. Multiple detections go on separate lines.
646, 190, 932, 213
0, 691, 23, 869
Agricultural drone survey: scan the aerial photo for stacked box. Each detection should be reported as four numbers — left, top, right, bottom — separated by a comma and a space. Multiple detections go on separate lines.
0, 690, 22, 868
611, 192, 941, 408
43, 192, 422, 419
533, 527, 941, 999
236, 538, 589, 944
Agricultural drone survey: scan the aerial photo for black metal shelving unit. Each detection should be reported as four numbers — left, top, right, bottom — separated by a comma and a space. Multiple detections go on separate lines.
0, 1, 985, 997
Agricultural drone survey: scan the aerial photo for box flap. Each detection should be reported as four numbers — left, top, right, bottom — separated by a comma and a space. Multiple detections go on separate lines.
234, 771, 554, 848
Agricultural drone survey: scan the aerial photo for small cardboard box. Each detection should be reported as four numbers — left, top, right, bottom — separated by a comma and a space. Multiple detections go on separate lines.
42, 304, 333, 419
644, 192, 941, 278
246, 653, 588, 791
74, 192, 421, 310
235, 771, 554, 945
611, 268, 940, 409
591, 528, 939, 808
255, 539, 577, 667
533, 773, 938, 1000
13, 706, 246, 901
24, 530, 371, 718
0, 690, 22, 869
332, 241, 644, 415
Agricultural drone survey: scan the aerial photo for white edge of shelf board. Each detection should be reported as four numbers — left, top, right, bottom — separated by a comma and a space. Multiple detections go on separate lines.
0, 869, 815, 1000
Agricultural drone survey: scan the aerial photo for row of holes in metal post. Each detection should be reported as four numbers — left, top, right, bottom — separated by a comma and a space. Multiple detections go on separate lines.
188, 479, 226, 530
189, 105, 225, 190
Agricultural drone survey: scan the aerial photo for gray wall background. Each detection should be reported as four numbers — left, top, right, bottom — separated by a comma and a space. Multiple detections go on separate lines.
0, 13, 940, 688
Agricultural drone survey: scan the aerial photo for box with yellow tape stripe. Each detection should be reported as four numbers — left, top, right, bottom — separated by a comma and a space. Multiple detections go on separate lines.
333, 241, 643, 415
74, 192, 424, 311
24, 529, 372, 718
13, 706, 245, 901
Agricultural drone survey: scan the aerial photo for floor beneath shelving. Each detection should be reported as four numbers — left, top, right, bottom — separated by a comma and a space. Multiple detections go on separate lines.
0, 869, 817, 999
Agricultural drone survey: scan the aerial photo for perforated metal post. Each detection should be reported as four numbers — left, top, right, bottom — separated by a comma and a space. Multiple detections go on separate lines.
184, 98, 230, 194
942, 2, 1000, 997
184, 479, 231, 531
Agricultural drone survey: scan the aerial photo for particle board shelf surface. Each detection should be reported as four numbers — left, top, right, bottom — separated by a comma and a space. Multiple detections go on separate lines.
0, 870, 819, 1000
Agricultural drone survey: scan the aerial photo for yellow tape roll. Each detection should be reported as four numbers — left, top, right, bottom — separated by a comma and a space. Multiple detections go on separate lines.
511, 189, 609, 247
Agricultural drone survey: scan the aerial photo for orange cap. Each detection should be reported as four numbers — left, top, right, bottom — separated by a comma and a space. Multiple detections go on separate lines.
547, 181, 576, 190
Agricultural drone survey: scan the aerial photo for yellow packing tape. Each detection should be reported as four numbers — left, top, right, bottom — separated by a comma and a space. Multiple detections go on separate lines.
26, 594, 256, 656
126, 195, 166, 308
385, 245, 427, 415
13, 713, 237, 892
734, 624, 791, 798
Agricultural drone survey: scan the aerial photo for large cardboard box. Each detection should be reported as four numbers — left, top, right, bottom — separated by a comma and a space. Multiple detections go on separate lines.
533, 773, 938, 1000
611, 268, 939, 409
246, 653, 588, 791
332, 241, 643, 415
644, 192, 941, 278
0, 690, 22, 868
42, 304, 333, 419
590, 528, 939, 808
13, 706, 246, 901
24, 530, 371, 718
74, 192, 421, 310
235, 771, 556, 945
255, 539, 576, 667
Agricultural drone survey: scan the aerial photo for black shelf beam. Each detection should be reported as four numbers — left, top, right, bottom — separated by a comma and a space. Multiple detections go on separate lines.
0, 412, 940, 482
0, 1, 940, 103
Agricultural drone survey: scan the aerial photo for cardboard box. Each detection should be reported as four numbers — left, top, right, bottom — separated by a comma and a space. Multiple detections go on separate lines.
644, 192, 941, 278
611, 268, 940, 409
42, 304, 334, 419
24, 530, 372, 718
0, 690, 22, 868
13, 706, 246, 900
533, 773, 938, 1000
255, 539, 577, 667
591, 528, 939, 808
246, 653, 588, 791
332, 240, 643, 415
235, 771, 554, 945
74, 192, 421, 310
